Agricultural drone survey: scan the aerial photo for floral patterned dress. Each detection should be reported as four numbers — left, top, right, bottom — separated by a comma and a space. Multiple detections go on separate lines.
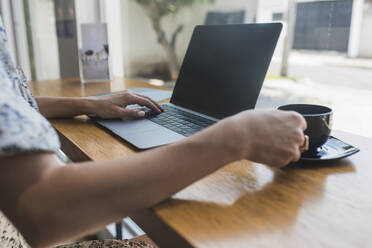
0, 15, 61, 248
0, 20, 60, 157
0, 18, 154, 248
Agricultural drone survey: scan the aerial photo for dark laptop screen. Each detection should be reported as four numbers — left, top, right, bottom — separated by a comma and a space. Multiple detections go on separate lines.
171, 23, 282, 119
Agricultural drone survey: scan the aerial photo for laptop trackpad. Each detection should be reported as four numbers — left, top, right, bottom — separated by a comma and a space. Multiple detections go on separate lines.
98, 119, 185, 149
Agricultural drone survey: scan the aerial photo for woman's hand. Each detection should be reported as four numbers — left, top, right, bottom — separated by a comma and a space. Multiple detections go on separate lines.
204, 109, 307, 168
88, 90, 163, 119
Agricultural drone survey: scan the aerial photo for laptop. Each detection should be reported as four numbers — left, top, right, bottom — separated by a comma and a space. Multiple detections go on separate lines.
96, 23, 282, 149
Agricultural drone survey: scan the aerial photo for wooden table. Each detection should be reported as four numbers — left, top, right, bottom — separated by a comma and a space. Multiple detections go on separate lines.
30, 78, 372, 248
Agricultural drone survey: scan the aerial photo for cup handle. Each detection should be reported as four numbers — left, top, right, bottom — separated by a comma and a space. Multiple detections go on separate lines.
300, 135, 309, 153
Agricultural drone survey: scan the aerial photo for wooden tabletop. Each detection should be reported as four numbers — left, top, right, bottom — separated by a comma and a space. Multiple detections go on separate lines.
30, 78, 372, 248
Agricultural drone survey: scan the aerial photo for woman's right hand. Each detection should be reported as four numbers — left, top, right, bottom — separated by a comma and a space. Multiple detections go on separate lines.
212, 109, 307, 168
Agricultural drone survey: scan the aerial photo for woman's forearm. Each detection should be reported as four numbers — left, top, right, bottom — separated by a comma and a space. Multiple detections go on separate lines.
35, 91, 162, 119
2, 109, 306, 247
6, 120, 238, 247
35, 97, 93, 118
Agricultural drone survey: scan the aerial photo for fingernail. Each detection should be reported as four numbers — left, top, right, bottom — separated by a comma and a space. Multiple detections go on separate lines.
137, 111, 145, 117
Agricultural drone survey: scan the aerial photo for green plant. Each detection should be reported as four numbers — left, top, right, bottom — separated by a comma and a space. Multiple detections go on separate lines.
135, 0, 214, 80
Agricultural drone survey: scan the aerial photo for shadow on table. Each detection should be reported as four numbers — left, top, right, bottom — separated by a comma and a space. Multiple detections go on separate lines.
157, 160, 355, 238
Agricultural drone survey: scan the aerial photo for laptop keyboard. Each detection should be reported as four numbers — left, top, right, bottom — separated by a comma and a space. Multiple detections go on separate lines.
147, 105, 216, 137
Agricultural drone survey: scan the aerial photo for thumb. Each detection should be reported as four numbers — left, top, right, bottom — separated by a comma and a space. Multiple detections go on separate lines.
116, 106, 146, 118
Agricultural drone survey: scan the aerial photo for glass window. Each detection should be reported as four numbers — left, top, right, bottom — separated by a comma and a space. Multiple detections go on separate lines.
272, 12, 284, 21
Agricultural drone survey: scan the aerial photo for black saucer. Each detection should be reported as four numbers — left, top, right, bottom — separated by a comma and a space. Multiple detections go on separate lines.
300, 136, 360, 161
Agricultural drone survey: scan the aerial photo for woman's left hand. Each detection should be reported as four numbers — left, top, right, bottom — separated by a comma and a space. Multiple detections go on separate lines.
88, 90, 163, 119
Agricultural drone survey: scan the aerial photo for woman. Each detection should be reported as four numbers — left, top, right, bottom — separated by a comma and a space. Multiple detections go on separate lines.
0, 18, 306, 247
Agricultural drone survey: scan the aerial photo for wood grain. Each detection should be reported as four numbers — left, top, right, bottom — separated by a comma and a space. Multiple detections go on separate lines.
30, 78, 372, 248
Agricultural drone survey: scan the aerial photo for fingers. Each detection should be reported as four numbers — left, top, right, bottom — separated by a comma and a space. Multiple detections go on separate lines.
274, 152, 301, 168
236, 110, 308, 168
294, 127, 305, 146
291, 147, 302, 163
96, 91, 163, 119
127, 94, 162, 113
115, 106, 146, 118
287, 112, 307, 163
135, 93, 163, 112
299, 116, 307, 131
273, 116, 306, 167
275, 147, 301, 168
289, 128, 305, 164
289, 111, 307, 131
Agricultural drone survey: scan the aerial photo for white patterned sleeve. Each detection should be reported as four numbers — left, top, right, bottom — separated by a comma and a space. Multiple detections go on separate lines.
0, 77, 60, 157
0, 16, 60, 157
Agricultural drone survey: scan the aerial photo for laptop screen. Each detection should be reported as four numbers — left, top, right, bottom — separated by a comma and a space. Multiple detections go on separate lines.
171, 23, 282, 119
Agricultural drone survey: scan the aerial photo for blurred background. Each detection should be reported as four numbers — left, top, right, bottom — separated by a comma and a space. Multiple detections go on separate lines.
1, 0, 372, 138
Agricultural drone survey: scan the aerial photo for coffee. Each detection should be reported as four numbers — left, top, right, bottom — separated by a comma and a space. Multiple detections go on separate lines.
278, 104, 333, 152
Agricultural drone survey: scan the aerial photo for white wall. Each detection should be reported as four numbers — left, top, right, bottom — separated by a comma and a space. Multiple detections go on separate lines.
121, 0, 258, 76
348, 0, 364, 57
256, 0, 287, 21
75, 0, 100, 48
100, 0, 125, 77
256, 0, 288, 60
29, 0, 60, 80
359, 2, 372, 57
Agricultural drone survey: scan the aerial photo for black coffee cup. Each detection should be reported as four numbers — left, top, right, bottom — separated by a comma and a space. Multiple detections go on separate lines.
278, 104, 333, 153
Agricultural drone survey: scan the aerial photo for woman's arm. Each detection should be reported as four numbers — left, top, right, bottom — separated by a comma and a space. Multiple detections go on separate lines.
35, 96, 93, 118
0, 110, 306, 247
35, 90, 163, 119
